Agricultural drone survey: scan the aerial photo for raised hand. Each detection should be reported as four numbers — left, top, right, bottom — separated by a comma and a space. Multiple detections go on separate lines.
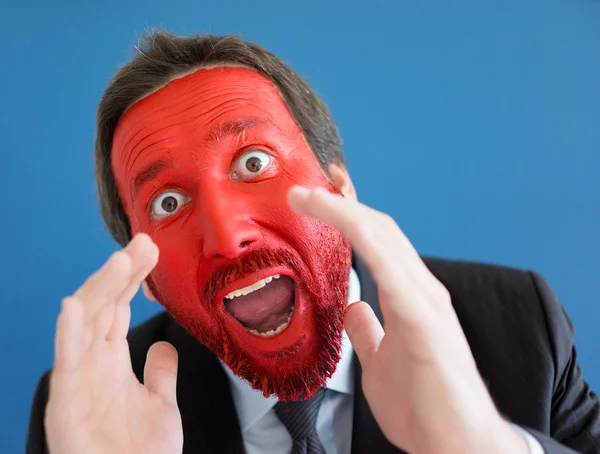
45, 234, 183, 454
288, 186, 529, 454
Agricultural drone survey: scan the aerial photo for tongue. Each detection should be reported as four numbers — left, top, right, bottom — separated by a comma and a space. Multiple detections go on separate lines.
224, 276, 295, 332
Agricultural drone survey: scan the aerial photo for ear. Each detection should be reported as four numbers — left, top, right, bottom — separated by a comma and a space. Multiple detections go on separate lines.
142, 281, 157, 302
328, 163, 357, 200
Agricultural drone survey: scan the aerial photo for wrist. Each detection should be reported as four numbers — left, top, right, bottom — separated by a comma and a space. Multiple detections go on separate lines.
465, 418, 530, 454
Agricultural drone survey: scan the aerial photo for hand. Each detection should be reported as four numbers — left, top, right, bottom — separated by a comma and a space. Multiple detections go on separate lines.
288, 186, 529, 454
45, 234, 183, 454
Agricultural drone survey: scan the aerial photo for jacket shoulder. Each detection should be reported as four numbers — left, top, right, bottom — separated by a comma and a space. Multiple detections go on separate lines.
421, 256, 548, 343
422, 257, 557, 423
421, 256, 546, 318
422, 256, 534, 291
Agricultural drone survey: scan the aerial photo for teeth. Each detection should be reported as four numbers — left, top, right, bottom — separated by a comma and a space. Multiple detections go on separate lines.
245, 306, 295, 338
248, 321, 289, 337
224, 274, 281, 300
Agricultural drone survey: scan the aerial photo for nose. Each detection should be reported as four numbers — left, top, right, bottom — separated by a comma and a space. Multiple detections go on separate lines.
200, 196, 261, 260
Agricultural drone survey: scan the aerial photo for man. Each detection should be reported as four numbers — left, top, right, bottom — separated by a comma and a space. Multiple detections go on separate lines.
27, 31, 599, 454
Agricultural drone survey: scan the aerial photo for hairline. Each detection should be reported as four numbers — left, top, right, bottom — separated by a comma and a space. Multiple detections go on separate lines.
121, 63, 265, 118
96, 32, 345, 246
116, 62, 321, 185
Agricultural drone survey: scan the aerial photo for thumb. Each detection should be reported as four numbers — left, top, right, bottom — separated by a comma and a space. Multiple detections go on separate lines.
344, 301, 384, 369
144, 341, 179, 404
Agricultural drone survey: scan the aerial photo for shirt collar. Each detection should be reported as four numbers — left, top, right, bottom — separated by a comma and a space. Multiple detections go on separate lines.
220, 267, 361, 432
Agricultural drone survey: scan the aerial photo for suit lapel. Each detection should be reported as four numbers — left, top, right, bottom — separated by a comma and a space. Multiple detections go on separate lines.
351, 254, 406, 454
164, 319, 246, 454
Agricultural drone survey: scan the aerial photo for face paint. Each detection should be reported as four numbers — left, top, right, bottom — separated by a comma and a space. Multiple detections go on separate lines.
112, 66, 352, 400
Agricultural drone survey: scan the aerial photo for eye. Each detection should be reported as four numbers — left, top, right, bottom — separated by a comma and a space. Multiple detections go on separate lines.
150, 191, 190, 219
231, 149, 273, 181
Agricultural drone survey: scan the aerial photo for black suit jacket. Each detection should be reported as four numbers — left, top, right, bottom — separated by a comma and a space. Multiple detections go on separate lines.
27, 257, 600, 453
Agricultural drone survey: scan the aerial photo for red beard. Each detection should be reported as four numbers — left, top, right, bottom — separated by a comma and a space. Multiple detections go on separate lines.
147, 224, 352, 400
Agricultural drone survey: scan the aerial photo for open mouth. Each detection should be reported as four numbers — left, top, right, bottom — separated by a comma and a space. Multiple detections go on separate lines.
223, 274, 296, 337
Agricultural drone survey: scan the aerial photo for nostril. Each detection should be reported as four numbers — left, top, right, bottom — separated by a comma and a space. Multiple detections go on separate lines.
240, 240, 252, 248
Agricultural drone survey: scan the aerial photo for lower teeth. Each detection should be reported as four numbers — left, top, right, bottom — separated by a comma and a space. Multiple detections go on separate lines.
246, 306, 294, 337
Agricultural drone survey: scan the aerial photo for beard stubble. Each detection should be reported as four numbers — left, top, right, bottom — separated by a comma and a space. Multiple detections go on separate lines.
147, 224, 352, 401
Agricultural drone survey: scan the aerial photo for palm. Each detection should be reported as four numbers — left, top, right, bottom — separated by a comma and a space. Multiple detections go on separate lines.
361, 329, 470, 453
356, 292, 506, 452
46, 235, 183, 454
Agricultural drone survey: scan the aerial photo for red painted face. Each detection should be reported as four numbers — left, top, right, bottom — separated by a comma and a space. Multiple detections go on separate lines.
112, 66, 351, 399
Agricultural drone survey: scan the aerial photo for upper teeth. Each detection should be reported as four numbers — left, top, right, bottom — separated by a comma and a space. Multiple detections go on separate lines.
224, 274, 281, 299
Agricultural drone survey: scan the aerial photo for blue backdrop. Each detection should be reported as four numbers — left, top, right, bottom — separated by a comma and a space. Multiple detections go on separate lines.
1, 1, 598, 452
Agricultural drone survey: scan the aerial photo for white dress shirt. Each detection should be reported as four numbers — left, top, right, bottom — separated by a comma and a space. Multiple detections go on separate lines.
220, 268, 544, 454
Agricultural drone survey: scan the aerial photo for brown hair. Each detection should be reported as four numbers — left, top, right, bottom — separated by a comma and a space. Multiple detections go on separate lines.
95, 30, 344, 246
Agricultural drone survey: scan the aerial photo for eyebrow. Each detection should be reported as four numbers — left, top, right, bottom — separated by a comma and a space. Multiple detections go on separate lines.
131, 157, 172, 202
130, 117, 268, 200
204, 117, 266, 145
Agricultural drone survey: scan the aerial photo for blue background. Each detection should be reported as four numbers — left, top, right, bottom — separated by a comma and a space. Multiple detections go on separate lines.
1, 0, 598, 451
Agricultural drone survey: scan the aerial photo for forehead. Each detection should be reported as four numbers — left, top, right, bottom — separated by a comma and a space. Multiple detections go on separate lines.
113, 66, 297, 150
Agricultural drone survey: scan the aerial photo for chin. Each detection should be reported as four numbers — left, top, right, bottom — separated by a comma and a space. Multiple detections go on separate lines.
219, 281, 346, 400
152, 232, 352, 401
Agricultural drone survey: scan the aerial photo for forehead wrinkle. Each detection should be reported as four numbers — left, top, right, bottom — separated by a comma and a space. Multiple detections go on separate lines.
120, 85, 219, 149
117, 67, 300, 178
132, 79, 209, 116
164, 75, 286, 123
189, 100, 284, 138
180, 88, 234, 108
184, 100, 267, 139
122, 122, 178, 173
146, 81, 252, 121
123, 96, 260, 156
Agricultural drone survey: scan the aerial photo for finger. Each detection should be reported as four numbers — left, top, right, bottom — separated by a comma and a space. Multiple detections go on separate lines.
344, 301, 384, 370
74, 241, 136, 324
288, 186, 427, 299
77, 234, 156, 342
105, 304, 132, 342
288, 186, 372, 238
106, 244, 159, 340
144, 342, 179, 405
106, 243, 159, 341
115, 241, 159, 307
78, 233, 156, 320
54, 297, 85, 373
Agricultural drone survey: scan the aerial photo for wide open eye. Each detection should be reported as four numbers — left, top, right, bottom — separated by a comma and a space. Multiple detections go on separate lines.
230, 149, 273, 181
150, 191, 190, 219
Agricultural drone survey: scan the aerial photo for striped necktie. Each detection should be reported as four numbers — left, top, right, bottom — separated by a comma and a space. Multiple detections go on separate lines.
274, 388, 327, 454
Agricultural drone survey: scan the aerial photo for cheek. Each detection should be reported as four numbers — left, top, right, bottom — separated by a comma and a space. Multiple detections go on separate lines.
154, 230, 199, 286
258, 192, 337, 271
281, 153, 330, 189
257, 161, 336, 251
148, 234, 220, 337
